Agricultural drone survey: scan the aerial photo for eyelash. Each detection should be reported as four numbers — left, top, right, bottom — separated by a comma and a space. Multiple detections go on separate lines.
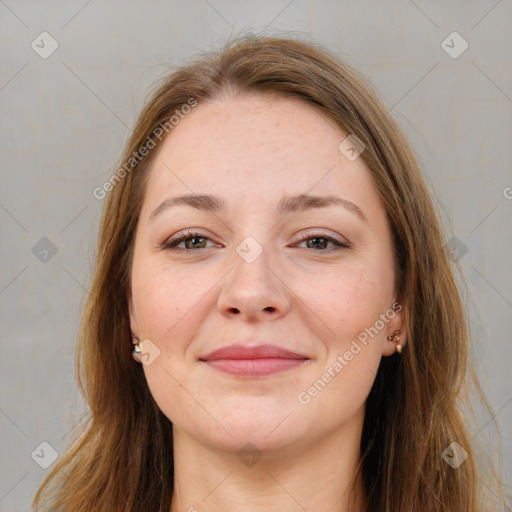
160, 229, 350, 253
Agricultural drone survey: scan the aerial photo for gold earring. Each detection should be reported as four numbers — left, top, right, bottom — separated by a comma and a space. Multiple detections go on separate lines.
131, 332, 143, 362
387, 330, 402, 353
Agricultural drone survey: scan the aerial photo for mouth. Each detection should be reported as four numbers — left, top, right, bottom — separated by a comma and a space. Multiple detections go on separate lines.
199, 344, 310, 377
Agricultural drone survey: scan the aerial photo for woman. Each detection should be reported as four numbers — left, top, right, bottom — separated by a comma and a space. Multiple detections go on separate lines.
33, 34, 508, 511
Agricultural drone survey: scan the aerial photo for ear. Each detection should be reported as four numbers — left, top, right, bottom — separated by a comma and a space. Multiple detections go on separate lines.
126, 287, 139, 338
382, 299, 407, 356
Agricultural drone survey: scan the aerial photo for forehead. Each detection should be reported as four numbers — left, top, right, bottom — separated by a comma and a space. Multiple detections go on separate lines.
142, 92, 381, 218
161, 92, 341, 172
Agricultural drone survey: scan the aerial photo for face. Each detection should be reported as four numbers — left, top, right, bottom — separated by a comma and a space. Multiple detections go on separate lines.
128, 92, 406, 456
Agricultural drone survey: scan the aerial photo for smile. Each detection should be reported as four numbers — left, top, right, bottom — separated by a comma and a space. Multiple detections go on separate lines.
200, 344, 310, 377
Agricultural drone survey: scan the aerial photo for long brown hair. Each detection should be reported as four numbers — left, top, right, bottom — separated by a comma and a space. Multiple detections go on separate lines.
33, 33, 508, 512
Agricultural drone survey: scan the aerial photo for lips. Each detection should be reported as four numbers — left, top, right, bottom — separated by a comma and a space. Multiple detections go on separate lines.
200, 344, 309, 377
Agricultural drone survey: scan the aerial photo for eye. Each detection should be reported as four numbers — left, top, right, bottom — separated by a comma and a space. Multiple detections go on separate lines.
160, 230, 351, 253
160, 230, 219, 252
294, 232, 350, 251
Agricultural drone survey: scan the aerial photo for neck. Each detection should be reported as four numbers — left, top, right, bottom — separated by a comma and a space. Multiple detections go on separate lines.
169, 408, 366, 512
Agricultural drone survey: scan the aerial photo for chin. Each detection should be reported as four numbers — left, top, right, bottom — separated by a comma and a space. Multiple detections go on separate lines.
176, 396, 315, 456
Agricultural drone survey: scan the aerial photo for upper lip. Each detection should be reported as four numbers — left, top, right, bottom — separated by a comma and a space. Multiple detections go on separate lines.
200, 343, 309, 361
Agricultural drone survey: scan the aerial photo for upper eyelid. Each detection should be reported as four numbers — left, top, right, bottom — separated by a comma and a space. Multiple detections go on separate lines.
166, 229, 345, 241
162, 229, 350, 248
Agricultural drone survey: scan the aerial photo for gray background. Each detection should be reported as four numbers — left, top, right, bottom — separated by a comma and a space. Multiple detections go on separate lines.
1, 1, 511, 510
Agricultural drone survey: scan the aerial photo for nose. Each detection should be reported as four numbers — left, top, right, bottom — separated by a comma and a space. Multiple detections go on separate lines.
217, 244, 291, 322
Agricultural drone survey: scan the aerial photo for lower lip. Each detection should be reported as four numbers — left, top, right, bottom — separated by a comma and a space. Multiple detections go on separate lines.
204, 358, 308, 377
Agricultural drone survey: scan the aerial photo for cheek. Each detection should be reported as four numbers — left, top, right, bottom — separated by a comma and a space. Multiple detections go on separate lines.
292, 258, 394, 339
291, 260, 392, 390
131, 261, 210, 344
293, 266, 388, 422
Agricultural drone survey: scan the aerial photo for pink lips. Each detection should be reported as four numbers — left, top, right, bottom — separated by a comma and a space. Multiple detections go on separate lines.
200, 344, 309, 377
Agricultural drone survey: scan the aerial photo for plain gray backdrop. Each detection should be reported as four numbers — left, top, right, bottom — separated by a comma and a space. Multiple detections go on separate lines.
1, 1, 511, 510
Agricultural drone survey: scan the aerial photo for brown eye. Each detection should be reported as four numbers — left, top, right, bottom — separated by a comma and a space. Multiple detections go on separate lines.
161, 230, 217, 251
295, 233, 350, 251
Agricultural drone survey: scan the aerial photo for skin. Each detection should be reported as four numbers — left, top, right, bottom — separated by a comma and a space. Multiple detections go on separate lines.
127, 91, 407, 512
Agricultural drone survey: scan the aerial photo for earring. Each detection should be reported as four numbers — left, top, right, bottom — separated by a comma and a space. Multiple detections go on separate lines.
131, 332, 143, 362
387, 330, 402, 353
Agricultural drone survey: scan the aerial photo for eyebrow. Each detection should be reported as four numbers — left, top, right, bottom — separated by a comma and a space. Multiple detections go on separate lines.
149, 193, 367, 222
